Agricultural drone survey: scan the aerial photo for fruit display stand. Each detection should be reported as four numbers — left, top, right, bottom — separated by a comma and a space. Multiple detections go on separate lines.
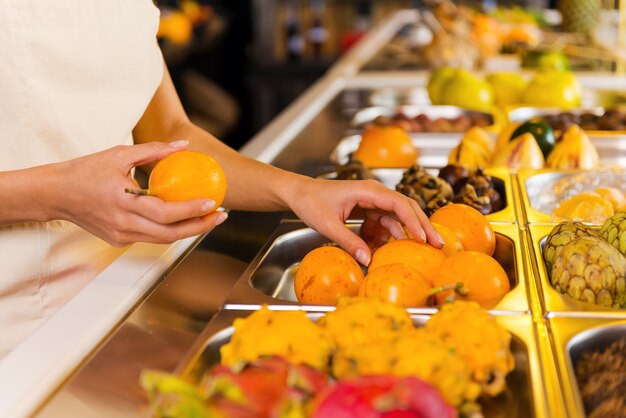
6, 8, 625, 418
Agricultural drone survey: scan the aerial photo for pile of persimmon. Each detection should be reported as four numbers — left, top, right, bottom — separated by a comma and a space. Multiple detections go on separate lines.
294, 203, 510, 309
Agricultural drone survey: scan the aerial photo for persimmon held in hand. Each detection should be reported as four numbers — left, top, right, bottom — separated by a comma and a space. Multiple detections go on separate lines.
128, 150, 227, 211
294, 246, 365, 305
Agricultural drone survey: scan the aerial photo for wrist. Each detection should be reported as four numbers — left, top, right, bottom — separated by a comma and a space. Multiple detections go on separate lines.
274, 171, 316, 211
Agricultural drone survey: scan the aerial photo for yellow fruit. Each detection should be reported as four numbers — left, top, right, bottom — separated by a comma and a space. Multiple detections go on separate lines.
553, 192, 615, 221
523, 70, 581, 109
595, 187, 626, 211
448, 139, 491, 169
495, 122, 522, 153
353, 126, 418, 168
220, 306, 333, 370
148, 150, 227, 208
546, 124, 599, 170
427, 67, 457, 105
486, 72, 528, 107
491, 132, 545, 169
440, 70, 494, 112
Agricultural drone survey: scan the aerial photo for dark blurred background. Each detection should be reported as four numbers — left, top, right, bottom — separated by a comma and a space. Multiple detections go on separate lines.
155, 0, 566, 150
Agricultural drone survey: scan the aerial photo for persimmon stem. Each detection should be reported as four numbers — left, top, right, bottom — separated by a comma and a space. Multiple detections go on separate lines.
428, 281, 468, 297
125, 188, 153, 196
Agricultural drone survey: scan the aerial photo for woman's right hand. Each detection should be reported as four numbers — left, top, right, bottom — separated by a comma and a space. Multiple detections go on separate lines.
50, 140, 227, 247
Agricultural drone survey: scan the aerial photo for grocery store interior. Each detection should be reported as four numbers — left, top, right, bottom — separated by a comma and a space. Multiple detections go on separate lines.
3, 1, 626, 417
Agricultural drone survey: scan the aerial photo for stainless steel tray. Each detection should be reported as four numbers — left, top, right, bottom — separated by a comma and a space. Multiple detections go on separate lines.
527, 224, 626, 317
350, 105, 496, 133
330, 133, 462, 168
174, 310, 554, 418
517, 169, 626, 225
508, 106, 626, 137
317, 167, 516, 223
548, 316, 626, 418
224, 222, 531, 313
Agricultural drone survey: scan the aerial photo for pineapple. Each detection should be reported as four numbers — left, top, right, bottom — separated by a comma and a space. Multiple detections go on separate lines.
559, 0, 601, 36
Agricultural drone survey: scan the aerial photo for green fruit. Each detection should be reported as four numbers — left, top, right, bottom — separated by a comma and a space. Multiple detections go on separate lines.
486, 72, 528, 107
427, 67, 457, 105
599, 211, 626, 255
543, 221, 601, 276
550, 236, 626, 308
523, 70, 582, 109
538, 52, 570, 71
440, 69, 494, 113
511, 120, 556, 159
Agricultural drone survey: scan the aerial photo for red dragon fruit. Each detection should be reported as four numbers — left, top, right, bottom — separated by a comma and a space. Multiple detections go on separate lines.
311, 375, 457, 418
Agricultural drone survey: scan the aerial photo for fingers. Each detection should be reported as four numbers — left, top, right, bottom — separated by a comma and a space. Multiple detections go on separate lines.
354, 181, 443, 248
124, 140, 188, 169
109, 210, 228, 246
125, 193, 217, 225
378, 215, 407, 240
318, 221, 371, 266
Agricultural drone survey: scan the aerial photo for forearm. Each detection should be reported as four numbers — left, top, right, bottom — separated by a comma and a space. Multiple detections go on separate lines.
0, 164, 61, 225
132, 63, 312, 212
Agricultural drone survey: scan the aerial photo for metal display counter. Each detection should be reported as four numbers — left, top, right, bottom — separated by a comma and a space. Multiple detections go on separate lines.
3, 8, 626, 418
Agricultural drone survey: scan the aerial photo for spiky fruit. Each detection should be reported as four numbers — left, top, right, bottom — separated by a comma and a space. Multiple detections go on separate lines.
550, 236, 626, 308
543, 221, 601, 276
599, 211, 626, 256
426, 301, 514, 396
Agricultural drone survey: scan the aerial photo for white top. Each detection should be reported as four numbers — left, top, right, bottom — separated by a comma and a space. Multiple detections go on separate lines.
0, 0, 164, 358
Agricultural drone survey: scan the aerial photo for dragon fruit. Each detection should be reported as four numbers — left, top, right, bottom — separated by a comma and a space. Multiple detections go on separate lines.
142, 356, 329, 418
311, 375, 457, 418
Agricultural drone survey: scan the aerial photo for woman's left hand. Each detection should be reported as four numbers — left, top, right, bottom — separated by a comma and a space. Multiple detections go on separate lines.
287, 178, 444, 266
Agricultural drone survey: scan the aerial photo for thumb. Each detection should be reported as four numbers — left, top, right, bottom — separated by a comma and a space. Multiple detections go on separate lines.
128, 140, 189, 168
323, 224, 372, 267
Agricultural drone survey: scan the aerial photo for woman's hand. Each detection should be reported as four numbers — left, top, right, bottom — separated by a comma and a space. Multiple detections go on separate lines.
48, 140, 227, 247
287, 178, 444, 266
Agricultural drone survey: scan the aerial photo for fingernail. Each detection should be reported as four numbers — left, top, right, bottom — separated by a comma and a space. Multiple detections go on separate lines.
202, 200, 216, 212
355, 248, 370, 266
214, 211, 228, 226
436, 231, 445, 245
419, 229, 427, 242
169, 139, 188, 148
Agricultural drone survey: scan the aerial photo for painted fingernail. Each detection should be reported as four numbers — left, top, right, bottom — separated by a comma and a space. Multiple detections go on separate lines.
214, 211, 228, 226
202, 200, 216, 212
169, 139, 188, 148
355, 248, 370, 266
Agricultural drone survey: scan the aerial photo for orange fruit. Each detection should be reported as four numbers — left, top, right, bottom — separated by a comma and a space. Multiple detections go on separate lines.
158, 12, 193, 44
148, 150, 227, 209
432, 251, 510, 309
294, 246, 364, 305
431, 222, 464, 256
430, 204, 496, 256
353, 126, 418, 168
359, 263, 432, 307
368, 239, 447, 285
